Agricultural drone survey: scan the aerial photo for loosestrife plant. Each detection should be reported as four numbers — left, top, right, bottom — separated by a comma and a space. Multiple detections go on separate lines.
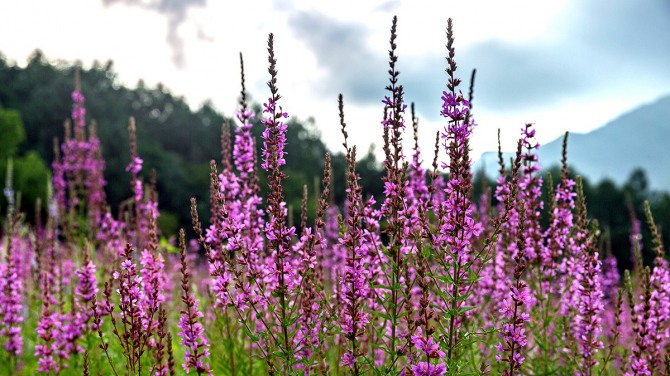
2, 15, 670, 376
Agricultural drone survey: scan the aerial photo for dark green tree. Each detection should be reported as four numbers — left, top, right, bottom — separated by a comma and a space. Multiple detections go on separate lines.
0, 107, 25, 160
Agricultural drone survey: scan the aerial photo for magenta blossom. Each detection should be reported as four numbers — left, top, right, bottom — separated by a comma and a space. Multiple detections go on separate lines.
126, 156, 143, 175
410, 362, 446, 376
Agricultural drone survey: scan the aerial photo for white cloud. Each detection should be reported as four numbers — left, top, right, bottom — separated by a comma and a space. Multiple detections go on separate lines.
1, 0, 668, 167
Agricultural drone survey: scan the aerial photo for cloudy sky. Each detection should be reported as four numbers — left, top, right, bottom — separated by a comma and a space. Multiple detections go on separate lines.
1, 0, 669, 162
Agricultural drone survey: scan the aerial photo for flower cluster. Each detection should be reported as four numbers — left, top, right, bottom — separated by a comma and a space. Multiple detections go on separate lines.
4, 15, 670, 376
74, 248, 98, 333
51, 74, 108, 227
410, 328, 446, 376
35, 275, 59, 373
0, 248, 23, 356
338, 112, 371, 371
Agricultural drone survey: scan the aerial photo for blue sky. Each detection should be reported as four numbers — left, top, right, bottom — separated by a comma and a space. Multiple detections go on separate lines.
1, 0, 669, 163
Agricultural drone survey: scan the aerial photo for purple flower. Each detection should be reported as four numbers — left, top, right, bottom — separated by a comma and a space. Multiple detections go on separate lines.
74, 254, 98, 338
51, 158, 67, 214
139, 248, 167, 331
496, 275, 531, 374
627, 358, 651, 376
261, 100, 289, 171
411, 329, 446, 360
233, 108, 256, 187
177, 304, 211, 375
260, 43, 297, 316
410, 362, 446, 376
132, 178, 143, 203
209, 261, 231, 308
544, 175, 577, 299
573, 251, 605, 373
126, 156, 143, 175
436, 91, 481, 260
109, 244, 153, 361
71, 90, 86, 128
76, 260, 98, 308
510, 287, 531, 307
341, 351, 358, 368
98, 212, 126, 257
0, 251, 23, 356
35, 275, 60, 373
52, 85, 108, 226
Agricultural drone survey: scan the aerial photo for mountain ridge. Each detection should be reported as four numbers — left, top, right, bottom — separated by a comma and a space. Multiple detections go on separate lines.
474, 94, 670, 190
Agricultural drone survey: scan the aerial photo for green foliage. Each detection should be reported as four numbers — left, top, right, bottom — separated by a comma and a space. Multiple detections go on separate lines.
0, 107, 25, 160
1, 152, 49, 219
13, 152, 49, 213
157, 210, 179, 236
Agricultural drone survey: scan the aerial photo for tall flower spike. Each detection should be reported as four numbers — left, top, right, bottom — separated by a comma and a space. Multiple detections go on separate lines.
53, 72, 108, 229
0, 220, 24, 357
35, 272, 59, 373
126, 120, 143, 177
495, 201, 530, 376
72, 72, 107, 226
139, 212, 166, 334
84, 121, 107, 226
338, 95, 370, 374
74, 243, 98, 334
544, 132, 576, 297
233, 53, 258, 186
293, 153, 331, 373
627, 266, 653, 376
518, 124, 543, 262
437, 18, 482, 365
117, 244, 145, 352
233, 52, 264, 278
177, 229, 212, 375
221, 119, 233, 171
261, 33, 297, 368
72, 70, 86, 129
261, 33, 294, 259
641, 202, 670, 371
379, 17, 412, 370
574, 226, 605, 375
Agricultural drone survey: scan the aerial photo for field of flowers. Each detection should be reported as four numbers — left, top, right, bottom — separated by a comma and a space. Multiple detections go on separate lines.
0, 17, 667, 375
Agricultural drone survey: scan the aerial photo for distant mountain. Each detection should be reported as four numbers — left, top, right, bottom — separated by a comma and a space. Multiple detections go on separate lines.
474, 94, 670, 190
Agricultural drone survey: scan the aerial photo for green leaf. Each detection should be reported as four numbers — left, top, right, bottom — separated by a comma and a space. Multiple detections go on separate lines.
458, 306, 476, 315
370, 310, 392, 321
371, 284, 393, 291
285, 314, 301, 327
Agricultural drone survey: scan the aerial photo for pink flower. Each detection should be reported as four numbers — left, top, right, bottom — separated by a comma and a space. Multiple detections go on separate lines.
0, 254, 23, 355
341, 351, 358, 368
35, 275, 59, 373
126, 156, 143, 175
410, 362, 446, 376
411, 330, 446, 359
